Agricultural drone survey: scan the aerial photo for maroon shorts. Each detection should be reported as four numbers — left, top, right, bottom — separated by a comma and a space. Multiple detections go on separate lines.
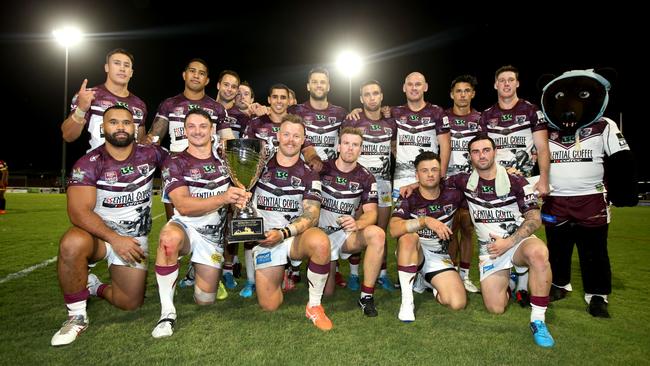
541, 193, 609, 227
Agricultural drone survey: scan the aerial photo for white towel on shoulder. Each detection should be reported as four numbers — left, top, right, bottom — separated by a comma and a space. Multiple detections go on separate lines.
466, 164, 511, 197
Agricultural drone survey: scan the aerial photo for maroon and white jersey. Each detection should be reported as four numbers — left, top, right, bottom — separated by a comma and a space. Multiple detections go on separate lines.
225, 106, 251, 139
71, 84, 147, 152
341, 113, 396, 181
162, 151, 230, 243
67, 144, 167, 237
392, 103, 449, 190
548, 117, 629, 196
288, 102, 347, 161
154, 94, 228, 152
445, 108, 482, 176
244, 115, 314, 158
318, 159, 378, 234
446, 173, 538, 257
480, 99, 547, 177
252, 156, 322, 230
392, 187, 463, 254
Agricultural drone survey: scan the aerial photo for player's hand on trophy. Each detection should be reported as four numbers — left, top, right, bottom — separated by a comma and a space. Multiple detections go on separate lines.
258, 229, 283, 247
113, 235, 146, 265
224, 187, 250, 209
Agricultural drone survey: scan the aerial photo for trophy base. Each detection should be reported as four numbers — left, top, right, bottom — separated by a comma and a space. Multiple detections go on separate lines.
228, 217, 265, 243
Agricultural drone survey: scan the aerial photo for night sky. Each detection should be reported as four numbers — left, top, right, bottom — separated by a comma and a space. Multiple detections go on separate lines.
1, 1, 644, 180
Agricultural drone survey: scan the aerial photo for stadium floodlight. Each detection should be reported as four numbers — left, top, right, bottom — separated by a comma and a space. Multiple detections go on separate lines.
53, 26, 83, 190
336, 51, 363, 111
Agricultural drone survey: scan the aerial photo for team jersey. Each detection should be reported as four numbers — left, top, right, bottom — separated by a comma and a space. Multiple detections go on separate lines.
479, 99, 547, 177
71, 84, 148, 152
445, 108, 482, 176
288, 102, 347, 160
0, 160, 6, 171
548, 117, 629, 196
392, 186, 463, 254
318, 159, 378, 234
161, 151, 231, 243
341, 113, 396, 181
446, 173, 538, 257
154, 94, 228, 152
225, 106, 251, 139
252, 156, 322, 230
392, 103, 449, 190
67, 144, 167, 237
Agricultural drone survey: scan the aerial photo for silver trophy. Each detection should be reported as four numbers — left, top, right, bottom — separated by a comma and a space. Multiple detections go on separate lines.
220, 139, 268, 242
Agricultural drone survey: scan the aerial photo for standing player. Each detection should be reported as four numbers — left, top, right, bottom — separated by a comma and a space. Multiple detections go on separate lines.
390, 152, 467, 322
150, 109, 249, 338
319, 127, 385, 317
289, 67, 347, 162
61, 48, 147, 151
341, 80, 397, 290
445, 75, 482, 293
0, 159, 7, 214
51, 106, 167, 346
392, 72, 450, 198
216, 70, 250, 138
251, 114, 333, 331
480, 65, 551, 304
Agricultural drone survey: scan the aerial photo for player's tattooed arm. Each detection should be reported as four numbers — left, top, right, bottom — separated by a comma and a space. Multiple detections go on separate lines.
291, 199, 321, 234
145, 116, 169, 144
507, 209, 541, 246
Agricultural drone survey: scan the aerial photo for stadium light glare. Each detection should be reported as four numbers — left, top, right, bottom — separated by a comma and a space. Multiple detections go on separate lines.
336, 51, 363, 111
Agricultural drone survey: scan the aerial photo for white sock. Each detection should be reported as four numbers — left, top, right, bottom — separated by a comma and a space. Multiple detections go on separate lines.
516, 271, 529, 291
233, 255, 240, 264
350, 263, 359, 276
66, 300, 87, 318
459, 268, 469, 280
307, 268, 328, 307
245, 249, 255, 284
585, 293, 608, 304
361, 291, 373, 299
380, 268, 387, 277
156, 265, 179, 316
398, 270, 415, 305
530, 303, 547, 322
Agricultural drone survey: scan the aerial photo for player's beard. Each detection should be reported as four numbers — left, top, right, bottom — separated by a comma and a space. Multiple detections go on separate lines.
106, 131, 135, 147
309, 90, 327, 101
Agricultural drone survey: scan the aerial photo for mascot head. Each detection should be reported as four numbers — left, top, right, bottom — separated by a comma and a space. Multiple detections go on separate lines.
540, 69, 613, 133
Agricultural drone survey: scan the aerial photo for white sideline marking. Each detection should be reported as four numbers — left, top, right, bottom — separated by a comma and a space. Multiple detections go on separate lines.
0, 212, 167, 284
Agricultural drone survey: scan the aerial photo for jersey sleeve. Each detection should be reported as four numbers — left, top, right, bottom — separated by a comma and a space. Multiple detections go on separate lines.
162, 156, 187, 196
603, 117, 630, 156
391, 196, 411, 219
302, 166, 323, 203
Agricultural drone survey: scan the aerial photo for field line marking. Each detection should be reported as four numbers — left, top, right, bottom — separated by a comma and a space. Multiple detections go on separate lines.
0, 211, 167, 284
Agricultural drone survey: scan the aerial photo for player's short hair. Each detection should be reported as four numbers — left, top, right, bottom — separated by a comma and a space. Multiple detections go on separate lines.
184, 108, 212, 124
280, 114, 305, 134
450, 75, 478, 90
339, 127, 364, 142
468, 133, 496, 152
495, 65, 519, 81
106, 48, 134, 65
414, 151, 440, 169
103, 105, 132, 118
185, 58, 209, 75
219, 70, 240, 84
308, 67, 330, 82
268, 83, 290, 97
288, 88, 296, 98
240, 81, 254, 100
360, 80, 382, 94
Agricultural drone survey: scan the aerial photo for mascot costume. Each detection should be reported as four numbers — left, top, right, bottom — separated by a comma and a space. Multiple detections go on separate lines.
539, 69, 637, 318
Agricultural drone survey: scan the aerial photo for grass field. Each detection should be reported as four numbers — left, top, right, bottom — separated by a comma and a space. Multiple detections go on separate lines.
1, 193, 649, 365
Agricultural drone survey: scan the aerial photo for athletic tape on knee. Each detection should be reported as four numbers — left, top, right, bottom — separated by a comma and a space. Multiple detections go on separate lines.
194, 287, 216, 303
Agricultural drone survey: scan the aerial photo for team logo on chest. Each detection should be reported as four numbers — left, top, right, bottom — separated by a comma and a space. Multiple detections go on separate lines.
501, 114, 513, 122
276, 170, 289, 180
137, 164, 150, 176
190, 168, 202, 180
131, 107, 143, 119
328, 117, 338, 125
468, 122, 478, 131
291, 176, 302, 188
336, 176, 348, 185
120, 165, 135, 175
443, 204, 454, 216
421, 117, 431, 125
428, 204, 441, 213
515, 115, 527, 124
579, 128, 592, 138
104, 171, 118, 184
218, 165, 227, 176
260, 171, 272, 183
203, 164, 216, 173
303, 116, 313, 126
550, 131, 559, 141
416, 208, 427, 217
349, 182, 360, 193
488, 118, 498, 128
384, 127, 393, 136
322, 175, 332, 186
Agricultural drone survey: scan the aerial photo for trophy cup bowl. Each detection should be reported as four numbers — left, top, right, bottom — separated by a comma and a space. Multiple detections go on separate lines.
221, 139, 268, 243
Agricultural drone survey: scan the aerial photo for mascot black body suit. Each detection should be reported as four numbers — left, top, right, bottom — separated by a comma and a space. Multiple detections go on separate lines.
539, 69, 637, 318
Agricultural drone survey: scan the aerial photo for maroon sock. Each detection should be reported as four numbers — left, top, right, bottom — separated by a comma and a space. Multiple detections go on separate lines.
530, 295, 550, 307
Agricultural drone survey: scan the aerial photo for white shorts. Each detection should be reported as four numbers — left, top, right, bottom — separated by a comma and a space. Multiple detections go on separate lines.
375, 179, 392, 208
161, 189, 171, 204
171, 219, 225, 269
104, 236, 148, 270
420, 249, 456, 275
478, 235, 535, 281
252, 237, 297, 270
328, 230, 353, 261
